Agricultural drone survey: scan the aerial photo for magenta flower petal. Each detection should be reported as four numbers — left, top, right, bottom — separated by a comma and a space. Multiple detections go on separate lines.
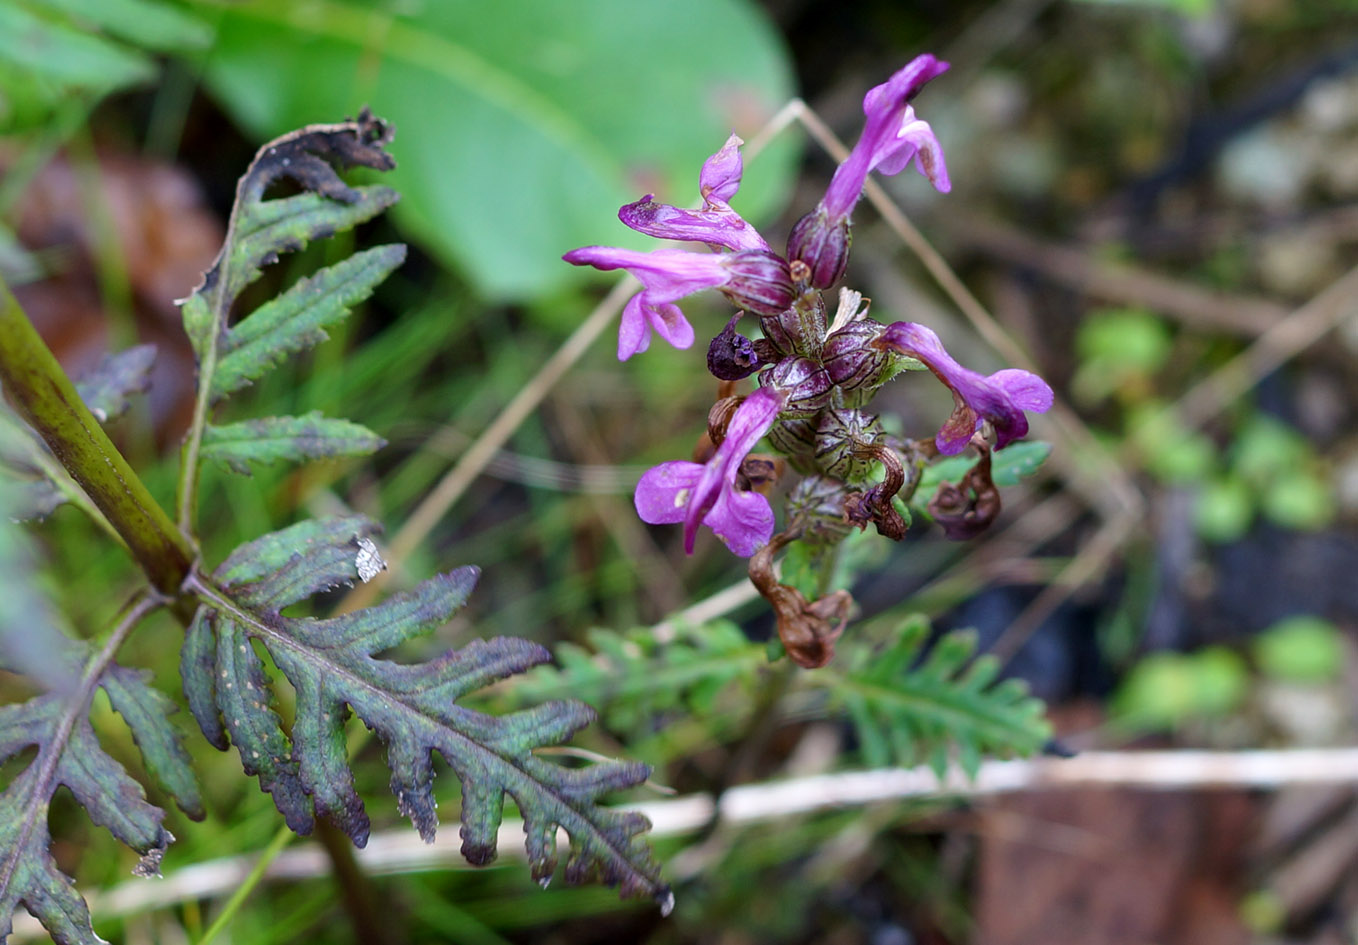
565, 246, 728, 360
634, 461, 703, 524
703, 487, 775, 557
564, 245, 792, 359
879, 322, 1053, 454
681, 386, 784, 553
699, 133, 745, 203
618, 135, 769, 253
619, 197, 769, 253
633, 387, 785, 556
821, 54, 952, 220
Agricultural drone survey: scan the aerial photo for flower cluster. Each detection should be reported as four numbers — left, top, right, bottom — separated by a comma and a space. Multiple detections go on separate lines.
564, 54, 1053, 666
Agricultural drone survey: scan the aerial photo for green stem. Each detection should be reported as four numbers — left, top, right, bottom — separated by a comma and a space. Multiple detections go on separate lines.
195, 824, 295, 945
0, 278, 195, 594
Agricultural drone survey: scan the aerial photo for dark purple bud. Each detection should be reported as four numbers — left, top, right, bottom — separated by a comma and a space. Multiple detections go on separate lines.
707, 313, 764, 380
824, 319, 892, 404
814, 408, 885, 483
760, 357, 832, 418
787, 209, 852, 290
786, 475, 855, 545
719, 250, 796, 317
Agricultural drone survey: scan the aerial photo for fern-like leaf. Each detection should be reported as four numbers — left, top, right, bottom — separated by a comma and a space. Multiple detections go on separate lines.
0, 600, 203, 945
178, 110, 403, 480
183, 517, 670, 906
821, 618, 1051, 778
200, 411, 385, 474
513, 622, 766, 741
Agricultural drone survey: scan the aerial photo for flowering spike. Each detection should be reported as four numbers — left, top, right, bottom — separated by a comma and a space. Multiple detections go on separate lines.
634, 387, 786, 555
876, 322, 1053, 454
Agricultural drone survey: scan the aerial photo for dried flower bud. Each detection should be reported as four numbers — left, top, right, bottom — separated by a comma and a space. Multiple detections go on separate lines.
749, 531, 853, 668
814, 408, 885, 482
706, 313, 763, 380
927, 443, 1001, 540
759, 357, 832, 418
787, 209, 851, 290
719, 250, 796, 317
704, 393, 743, 451
842, 444, 908, 541
786, 475, 855, 545
823, 319, 892, 404
738, 454, 783, 497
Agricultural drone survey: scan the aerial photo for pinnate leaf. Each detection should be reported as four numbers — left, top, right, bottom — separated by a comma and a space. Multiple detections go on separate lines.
72, 345, 156, 424
0, 619, 203, 945
200, 412, 385, 474
185, 516, 669, 904
178, 110, 399, 373
211, 244, 406, 402
820, 619, 1050, 778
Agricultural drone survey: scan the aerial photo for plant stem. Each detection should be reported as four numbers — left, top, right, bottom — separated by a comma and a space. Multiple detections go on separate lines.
194, 824, 294, 945
0, 278, 195, 594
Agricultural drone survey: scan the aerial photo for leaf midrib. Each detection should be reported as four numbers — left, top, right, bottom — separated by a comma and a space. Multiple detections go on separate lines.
191, 575, 659, 893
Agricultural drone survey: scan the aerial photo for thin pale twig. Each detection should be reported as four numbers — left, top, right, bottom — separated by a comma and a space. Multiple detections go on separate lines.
947, 214, 1288, 337
23, 747, 1358, 939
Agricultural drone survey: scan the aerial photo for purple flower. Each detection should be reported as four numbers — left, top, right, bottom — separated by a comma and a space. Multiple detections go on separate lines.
877, 322, 1053, 454
618, 134, 770, 253
564, 245, 794, 360
634, 387, 785, 555
788, 54, 951, 289
822, 54, 951, 220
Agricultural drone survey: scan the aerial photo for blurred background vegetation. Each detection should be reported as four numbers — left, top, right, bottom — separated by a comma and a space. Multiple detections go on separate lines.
4, 0, 1358, 942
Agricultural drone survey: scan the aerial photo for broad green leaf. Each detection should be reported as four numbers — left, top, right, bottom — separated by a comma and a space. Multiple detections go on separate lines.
189, 517, 669, 905
32, 0, 212, 51
0, 1, 152, 92
201, 412, 386, 474
1253, 616, 1344, 685
199, 0, 798, 301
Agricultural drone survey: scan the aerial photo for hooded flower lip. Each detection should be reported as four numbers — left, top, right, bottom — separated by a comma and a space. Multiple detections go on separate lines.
618, 134, 770, 253
821, 54, 952, 221
633, 386, 785, 555
563, 245, 794, 360
563, 246, 726, 359
877, 321, 1053, 455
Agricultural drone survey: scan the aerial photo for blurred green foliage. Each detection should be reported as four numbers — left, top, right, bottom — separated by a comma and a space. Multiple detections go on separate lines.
1252, 615, 1345, 685
1111, 645, 1250, 732
199, 0, 799, 302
